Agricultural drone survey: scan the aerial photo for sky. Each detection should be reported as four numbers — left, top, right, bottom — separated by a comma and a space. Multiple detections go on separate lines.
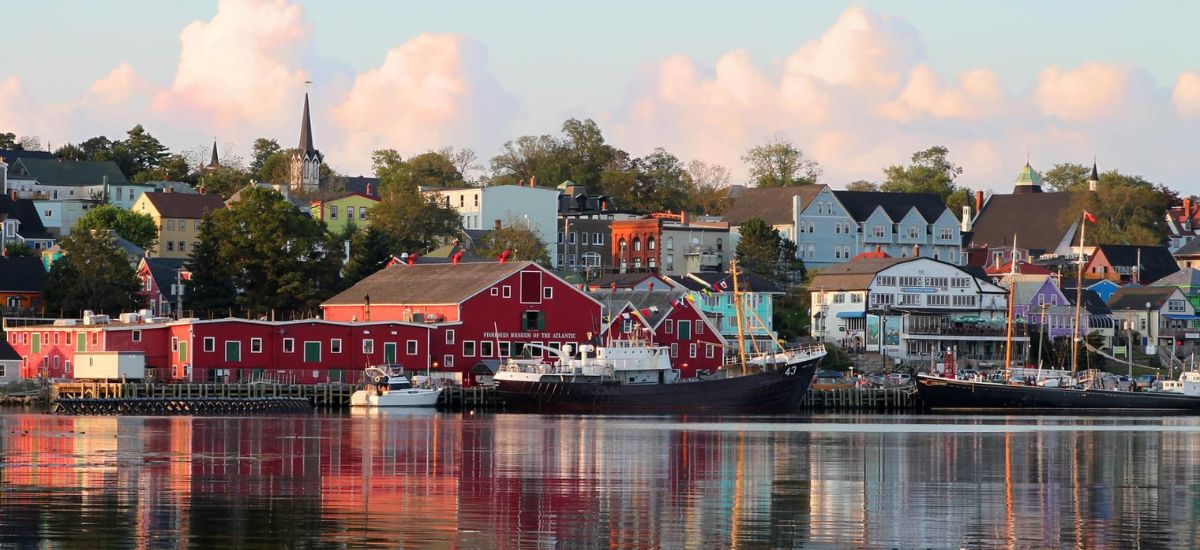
3, 0, 1200, 192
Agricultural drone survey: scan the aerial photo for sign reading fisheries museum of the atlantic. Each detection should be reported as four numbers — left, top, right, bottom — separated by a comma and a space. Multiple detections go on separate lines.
484, 332, 580, 340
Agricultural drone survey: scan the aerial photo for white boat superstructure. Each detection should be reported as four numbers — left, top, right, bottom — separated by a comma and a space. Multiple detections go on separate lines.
350, 365, 443, 407
495, 341, 680, 385
1160, 371, 1200, 396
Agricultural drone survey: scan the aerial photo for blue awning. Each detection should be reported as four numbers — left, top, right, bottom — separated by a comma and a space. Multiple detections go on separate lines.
1165, 314, 1200, 320
836, 311, 866, 319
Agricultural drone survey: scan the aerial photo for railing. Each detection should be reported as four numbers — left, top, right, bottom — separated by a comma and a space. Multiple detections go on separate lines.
905, 324, 1029, 337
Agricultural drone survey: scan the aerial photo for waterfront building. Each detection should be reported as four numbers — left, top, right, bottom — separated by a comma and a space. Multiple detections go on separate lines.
810, 256, 1022, 363
1151, 268, 1200, 310
967, 162, 1098, 259
0, 255, 47, 316
309, 191, 378, 235
1106, 286, 1198, 355
1084, 244, 1178, 284
795, 187, 962, 269
671, 271, 782, 355
594, 289, 726, 377
659, 216, 730, 276
322, 261, 603, 383
136, 257, 188, 317
1002, 274, 1113, 342
131, 192, 225, 259
430, 184, 559, 268
0, 341, 18, 383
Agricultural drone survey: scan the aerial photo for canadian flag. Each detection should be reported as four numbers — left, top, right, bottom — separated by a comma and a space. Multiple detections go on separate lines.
1083, 210, 1098, 224
179, 271, 192, 281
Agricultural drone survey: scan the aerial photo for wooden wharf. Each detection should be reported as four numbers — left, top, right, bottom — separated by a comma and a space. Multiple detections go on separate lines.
55, 397, 312, 415
51, 382, 355, 409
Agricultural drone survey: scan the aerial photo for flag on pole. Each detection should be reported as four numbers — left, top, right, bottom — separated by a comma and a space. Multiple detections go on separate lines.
406, 253, 419, 265
670, 299, 682, 309
497, 249, 513, 264
715, 280, 729, 292
1083, 210, 1098, 224
179, 271, 192, 281
451, 248, 464, 265
648, 306, 659, 313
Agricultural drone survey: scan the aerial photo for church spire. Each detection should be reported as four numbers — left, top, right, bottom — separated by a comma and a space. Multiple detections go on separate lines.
298, 92, 316, 154
1087, 158, 1100, 192
208, 140, 219, 169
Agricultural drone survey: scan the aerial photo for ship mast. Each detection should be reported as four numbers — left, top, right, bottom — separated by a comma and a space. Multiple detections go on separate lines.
731, 259, 749, 376
1004, 234, 1017, 375
1071, 213, 1086, 375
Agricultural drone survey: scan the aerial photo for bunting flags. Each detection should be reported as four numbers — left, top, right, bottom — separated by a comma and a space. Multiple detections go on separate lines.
497, 249, 513, 264
685, 294, 696, 303
717, 280, 730, 291
670, 298, 683, 309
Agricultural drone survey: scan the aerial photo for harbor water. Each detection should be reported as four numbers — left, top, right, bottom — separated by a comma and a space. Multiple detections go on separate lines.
1, 410, 1199, 548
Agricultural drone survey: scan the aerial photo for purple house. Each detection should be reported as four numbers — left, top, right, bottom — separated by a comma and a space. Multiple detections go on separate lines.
1006, 274, 1112, 340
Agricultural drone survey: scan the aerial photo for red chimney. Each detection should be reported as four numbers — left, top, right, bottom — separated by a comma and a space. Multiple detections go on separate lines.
529, 176, 537, 188
1185, 198, 1192, 220
975, 190, 984, 212
913, 244, 920, 256
366, 183, 373, 196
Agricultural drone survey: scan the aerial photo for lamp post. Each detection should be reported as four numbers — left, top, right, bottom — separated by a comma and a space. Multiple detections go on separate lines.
1146, 301, 1153, 356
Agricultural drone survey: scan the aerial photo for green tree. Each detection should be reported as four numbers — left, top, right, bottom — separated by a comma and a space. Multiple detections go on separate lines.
369, 184, 463, 253
54, 143, 86, 160
488, 134, 569, 187
3, 242, 35, 257
0, 132, 18, 149
631, 148, 690, 213
184, 217, 238, 315
845, 180, 879, 192
186, 187, 343, 316
1061, 172, 1172, 245
343, 226, 397, 286
1042, 162, 1091, 192
43, 230, 142, 316
735, 217, 806, 286
741, 138, 822, 187
122, 124, 170, 177
199, 165, 253, 199
74, 205, 159, 250
134, 153, 193, 183
880, 146, 963, 202
250, 138, 282, 175
407, 151, 465, 187
476, 223, 550, 265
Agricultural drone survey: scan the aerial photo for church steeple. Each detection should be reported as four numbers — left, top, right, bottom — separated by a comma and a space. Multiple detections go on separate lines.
1087, 159, 1100, 192
207, 140, 220, 169
290, 90, 323, 192
1012, 162, 1043, 194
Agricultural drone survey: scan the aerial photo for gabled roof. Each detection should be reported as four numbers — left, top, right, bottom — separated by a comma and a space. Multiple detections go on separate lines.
1093, 244, 1179, 283
1066, 289, 1112, 315
0, 195, 53, 240
323, 261, 534, 306
809, 257, 907, 291
588, 272, 676, 291
1172, 237, 1200, 256
313, 191, 379, 205
594, 290, 687, 328
12, 158, 130, 186
985, 261, 1053, 276
142, 257, 188, 298
340, 176, 381, 196
1151, 267, 1200, 289
142, 192, 225, 219
0, 339, 20, 361
722, 186, 824, 226
0, 149, 54, 162
1107, 286, 1181, 311
0, 256, 47, 292
832, 190, 949, 223
968, 192, 1079, 254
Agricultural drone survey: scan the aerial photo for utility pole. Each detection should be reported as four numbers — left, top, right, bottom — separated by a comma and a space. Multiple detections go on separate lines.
176, 268, 183, 320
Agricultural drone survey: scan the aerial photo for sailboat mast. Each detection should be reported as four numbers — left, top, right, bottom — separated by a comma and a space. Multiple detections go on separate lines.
1004, 235, 1017, 373
1071, 214, 1086, 375
731, 260, 749, 376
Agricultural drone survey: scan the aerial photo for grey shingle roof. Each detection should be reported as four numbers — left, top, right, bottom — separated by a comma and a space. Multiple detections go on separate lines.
13, 158, 130, 186
144, 193, 225, 219
323, 261, 532, 305
1094, 244, 1178, 284
832, 191, 949, 223
723, 186, 823, 226
0, 195, 53, 239
1106, 286, 1180, 311
0, 256, 47, 292
969, 192, 1080, 254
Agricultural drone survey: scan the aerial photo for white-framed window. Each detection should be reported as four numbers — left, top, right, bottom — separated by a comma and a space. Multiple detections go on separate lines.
543, 287, 553, 299
249, 338, 261, 353
940, 227, 953, 240
132, 330, 141, 342
670, 343, 678, 358
689, 343, 697, 358
407, 340, 418, 355
362, 339, 374, 354
593, 233, 604, 245
499, 342, 511, 357
283, 338, 295, 353
443, 355, 454, 369
665, 319, 674, 334
445, 330, 455, 345
463, 341, 476, 357
330, 207, 338, 219
171, 337, 179, 352
330, 338, 342, 354
706, 344, 715, 358
907, 226, 920, 239
480, 341, 494, 357
502, 286, 511, 298
490, 287, 499, 296
203, 337, 216, 352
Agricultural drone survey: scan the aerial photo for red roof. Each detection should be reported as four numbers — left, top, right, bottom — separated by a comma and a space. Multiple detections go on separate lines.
851, 249, 892, 261
984, 261, 1052, 276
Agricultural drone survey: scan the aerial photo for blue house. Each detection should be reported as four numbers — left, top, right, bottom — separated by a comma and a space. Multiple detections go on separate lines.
795, 187, 963, 270
1086, 279, 1121, 304
671, 272, 783, 354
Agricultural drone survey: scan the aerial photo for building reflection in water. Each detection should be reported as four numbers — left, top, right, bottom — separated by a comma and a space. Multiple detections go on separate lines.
1, 413, 1200, 547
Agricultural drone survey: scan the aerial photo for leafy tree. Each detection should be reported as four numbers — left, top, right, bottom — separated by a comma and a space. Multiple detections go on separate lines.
735, 217, 806, 286
250, 138, 282, 174
3, 242, 35, 257
845, 180, 879, 192
74, 205, 159, 250
369, 184, 463, 253
685, 160, 733, 215
54, 143, 86, 160
476, 222, 550, 265
343, 226, 397, 286
371, 149, 406, 182
408, 151, 464, 187
0, 132, 18, 149
488, 134, 568, 187
43, 230, 142, 316
78, 136, 118, 161
630, 148, 690, 213
1042, 162, 1091, 192
186, 187, 343, 316
880, 146, 963, 202
1061, 172, 1172, 245
134, 153, 193, 183
256, 150, 292, 183
122, 124, 169, 177
198, 165, 253, 199
741, 138, 822, 187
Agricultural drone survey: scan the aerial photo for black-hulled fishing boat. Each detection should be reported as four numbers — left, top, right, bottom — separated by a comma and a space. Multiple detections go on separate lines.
493, 260, 824, 413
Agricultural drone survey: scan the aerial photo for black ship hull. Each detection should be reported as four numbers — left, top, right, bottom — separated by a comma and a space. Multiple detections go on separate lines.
496, 359, 820, 414
916, 374, 1200, 411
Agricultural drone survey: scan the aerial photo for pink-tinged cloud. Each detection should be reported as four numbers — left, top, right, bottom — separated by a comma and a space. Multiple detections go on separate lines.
161, 0, 310, 127
782, 6, 921, 92
1172, 72, 1200, 116
88, 64, 151, 105
1034, 63, 1156, 122
331, 33, 517, 170
880, 66, 1005, 121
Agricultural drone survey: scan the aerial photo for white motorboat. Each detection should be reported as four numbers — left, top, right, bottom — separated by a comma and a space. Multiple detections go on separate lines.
350, 365, 443, 408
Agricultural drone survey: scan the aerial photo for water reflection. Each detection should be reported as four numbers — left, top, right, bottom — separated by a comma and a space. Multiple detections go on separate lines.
1, 412, 1199, 548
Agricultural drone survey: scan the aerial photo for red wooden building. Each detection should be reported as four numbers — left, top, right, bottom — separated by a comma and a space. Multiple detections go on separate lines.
322, 261, 604, 383
594, 289, 726, 378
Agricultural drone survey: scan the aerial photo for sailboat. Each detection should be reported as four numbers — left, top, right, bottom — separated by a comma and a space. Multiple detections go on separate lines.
916, 220, 1200, 411
493, 260, 825, 413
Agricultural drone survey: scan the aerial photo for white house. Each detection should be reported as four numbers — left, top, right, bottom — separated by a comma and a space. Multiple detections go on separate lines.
430, 184, 560, 267
810, 256, 1022, 364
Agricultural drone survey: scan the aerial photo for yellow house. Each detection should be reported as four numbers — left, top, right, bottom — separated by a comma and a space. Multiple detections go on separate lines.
131, 192, 226, 259
311, 191, 379, 235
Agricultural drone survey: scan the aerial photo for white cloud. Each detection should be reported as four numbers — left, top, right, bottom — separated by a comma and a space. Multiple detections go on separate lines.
1173, 72, 1200, 116
1034, 63, 1157, 122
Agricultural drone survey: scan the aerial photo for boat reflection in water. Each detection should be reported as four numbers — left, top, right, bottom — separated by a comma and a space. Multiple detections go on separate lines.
2, 413, 1200, 547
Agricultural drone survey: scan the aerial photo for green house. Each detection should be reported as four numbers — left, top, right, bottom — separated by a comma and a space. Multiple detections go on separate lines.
311, 192, 379, 235
1151, 268, 1200, 310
